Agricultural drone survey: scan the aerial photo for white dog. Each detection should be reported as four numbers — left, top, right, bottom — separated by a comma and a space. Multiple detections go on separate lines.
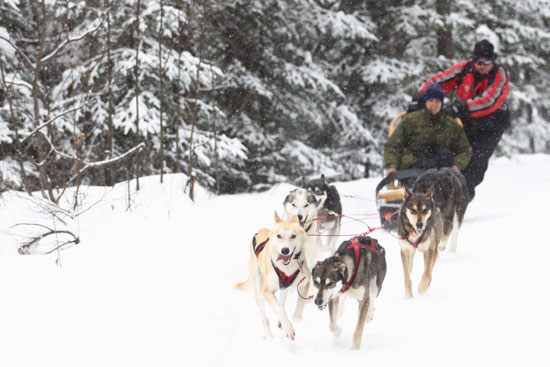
235, 212, 310, 340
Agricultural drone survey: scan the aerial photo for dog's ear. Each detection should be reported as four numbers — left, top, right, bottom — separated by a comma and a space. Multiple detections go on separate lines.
337, 262, 347, 280
313, 260, 323, 272
290, 215, 299, 223
405, 187, 413, 200
274, 211, 282, 223
301, 177, 306, 187
426, 185, 435, 199
320, 174, 325, 183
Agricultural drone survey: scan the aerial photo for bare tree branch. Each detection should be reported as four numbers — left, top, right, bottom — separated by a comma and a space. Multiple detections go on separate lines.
66, 142, 145, 185
40, 19, 105, 65
0, 35, 35, 69
21, 100, 92, 144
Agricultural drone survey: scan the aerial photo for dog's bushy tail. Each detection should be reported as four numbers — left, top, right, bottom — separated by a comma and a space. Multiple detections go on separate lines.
234, 276, 252, 291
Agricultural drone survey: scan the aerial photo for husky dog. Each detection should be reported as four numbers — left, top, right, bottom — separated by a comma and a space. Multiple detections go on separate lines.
235, 212, 311, 340
397, 167, 469, 298
283, 188, 322, 268
283, 188, 320, 231
302, 174, 343, 253
312, 236, 386, 350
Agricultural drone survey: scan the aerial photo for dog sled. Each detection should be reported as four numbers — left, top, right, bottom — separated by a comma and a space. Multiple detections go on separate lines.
375, 110, 463, 230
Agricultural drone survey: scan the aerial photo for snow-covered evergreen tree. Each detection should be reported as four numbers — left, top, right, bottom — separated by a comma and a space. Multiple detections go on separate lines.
1, 0, 548, 196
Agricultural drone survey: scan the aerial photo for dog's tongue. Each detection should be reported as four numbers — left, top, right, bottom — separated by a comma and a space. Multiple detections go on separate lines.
277, 254, 291, 264
277, 249, 294, 265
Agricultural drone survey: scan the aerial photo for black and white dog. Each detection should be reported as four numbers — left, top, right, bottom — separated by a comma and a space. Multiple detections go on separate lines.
283, 188, 322, 270
302, 174, 343, 253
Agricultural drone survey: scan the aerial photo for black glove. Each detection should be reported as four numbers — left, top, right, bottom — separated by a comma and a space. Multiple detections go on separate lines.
443, 99, 469, 120
407, 92, 424, 113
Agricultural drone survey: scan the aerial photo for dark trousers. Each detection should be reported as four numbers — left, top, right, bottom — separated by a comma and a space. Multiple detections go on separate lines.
461, 107, 510, 200
401, 149, 454, 188
410, 149, 454, 170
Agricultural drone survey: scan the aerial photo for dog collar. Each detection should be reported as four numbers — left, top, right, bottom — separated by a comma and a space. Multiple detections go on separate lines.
271, 260, 301, 290
341, 236, 378, 293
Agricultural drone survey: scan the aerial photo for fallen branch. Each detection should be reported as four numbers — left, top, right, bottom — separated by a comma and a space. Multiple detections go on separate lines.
14, 223, 80, 255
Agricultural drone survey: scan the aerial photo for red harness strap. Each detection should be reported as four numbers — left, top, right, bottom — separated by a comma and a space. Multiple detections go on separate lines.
406, 231, 424, 249
341, 236, 378, 293
271, 261, 301, 290
252, 235, 269, 257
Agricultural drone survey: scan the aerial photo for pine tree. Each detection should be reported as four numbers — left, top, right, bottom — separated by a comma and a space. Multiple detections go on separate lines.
1, 0, 549, 197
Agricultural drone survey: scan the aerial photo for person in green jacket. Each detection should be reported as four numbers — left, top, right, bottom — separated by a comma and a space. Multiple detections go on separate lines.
384, 83, 471, 177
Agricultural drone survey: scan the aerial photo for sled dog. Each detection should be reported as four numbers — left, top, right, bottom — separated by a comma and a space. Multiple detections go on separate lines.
312, 235, 386, 350
283, 188, 322, 268
235, 212, 311, 340
397, 167, 469, 298
302, 174, 343, 253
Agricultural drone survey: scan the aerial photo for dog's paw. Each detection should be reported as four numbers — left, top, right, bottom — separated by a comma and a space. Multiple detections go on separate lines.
277, 320, 296, 340
330, 325, 343, 336
262, 325, 273, 340
418, 278, 431, 295
366, 307, 376, 323
283, 324, 296, 340
438, 244, 446, 251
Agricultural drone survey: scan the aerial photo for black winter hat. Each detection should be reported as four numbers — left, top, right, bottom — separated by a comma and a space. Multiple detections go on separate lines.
473, 39, 496, 60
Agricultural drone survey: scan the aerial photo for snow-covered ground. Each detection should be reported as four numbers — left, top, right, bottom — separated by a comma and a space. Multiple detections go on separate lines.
0, 154, 549, 367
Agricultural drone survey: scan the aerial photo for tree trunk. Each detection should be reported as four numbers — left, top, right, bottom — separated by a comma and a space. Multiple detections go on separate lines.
134, 0, 141, 191
159, 0, 165, 183
105, 0, 114, 186
436, 0, 453, 58
0, 61, 32, 195
186, 3, 203, 201
211, 65, 220, 195
175, 8, 184, 177
32, 0, 54, 200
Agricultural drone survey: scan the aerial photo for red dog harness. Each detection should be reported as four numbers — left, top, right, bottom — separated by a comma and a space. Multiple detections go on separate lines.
406, 231, 425, 249
252, 234, 269, 257
252, 234, 302, 289
271, 260, 301, 289
341, 236, 378, 293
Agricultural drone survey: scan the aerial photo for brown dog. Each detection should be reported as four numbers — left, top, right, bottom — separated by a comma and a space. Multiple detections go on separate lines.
397, 168, 469, 298
312, 236, 386, 349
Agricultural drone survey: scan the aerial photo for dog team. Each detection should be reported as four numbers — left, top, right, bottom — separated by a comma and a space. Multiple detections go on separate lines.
235, 168, 469, 350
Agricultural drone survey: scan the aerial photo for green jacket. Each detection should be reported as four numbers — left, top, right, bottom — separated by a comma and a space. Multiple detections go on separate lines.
384, 109, 471, 171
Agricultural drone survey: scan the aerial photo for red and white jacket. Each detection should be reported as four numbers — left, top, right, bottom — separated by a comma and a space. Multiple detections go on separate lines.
420, 60, 509, 118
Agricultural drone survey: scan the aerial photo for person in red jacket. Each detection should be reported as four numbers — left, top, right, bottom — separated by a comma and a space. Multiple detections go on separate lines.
419, 39, 510, 202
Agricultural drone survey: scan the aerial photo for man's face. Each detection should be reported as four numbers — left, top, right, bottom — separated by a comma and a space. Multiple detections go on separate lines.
425, 98, 442, 115
474, 58, 494, 75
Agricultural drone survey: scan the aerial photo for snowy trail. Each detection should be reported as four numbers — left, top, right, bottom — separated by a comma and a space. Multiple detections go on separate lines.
0, 154, 549, 367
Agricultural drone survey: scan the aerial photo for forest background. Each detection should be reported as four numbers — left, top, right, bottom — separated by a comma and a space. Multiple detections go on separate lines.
0, 0, 549, 202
